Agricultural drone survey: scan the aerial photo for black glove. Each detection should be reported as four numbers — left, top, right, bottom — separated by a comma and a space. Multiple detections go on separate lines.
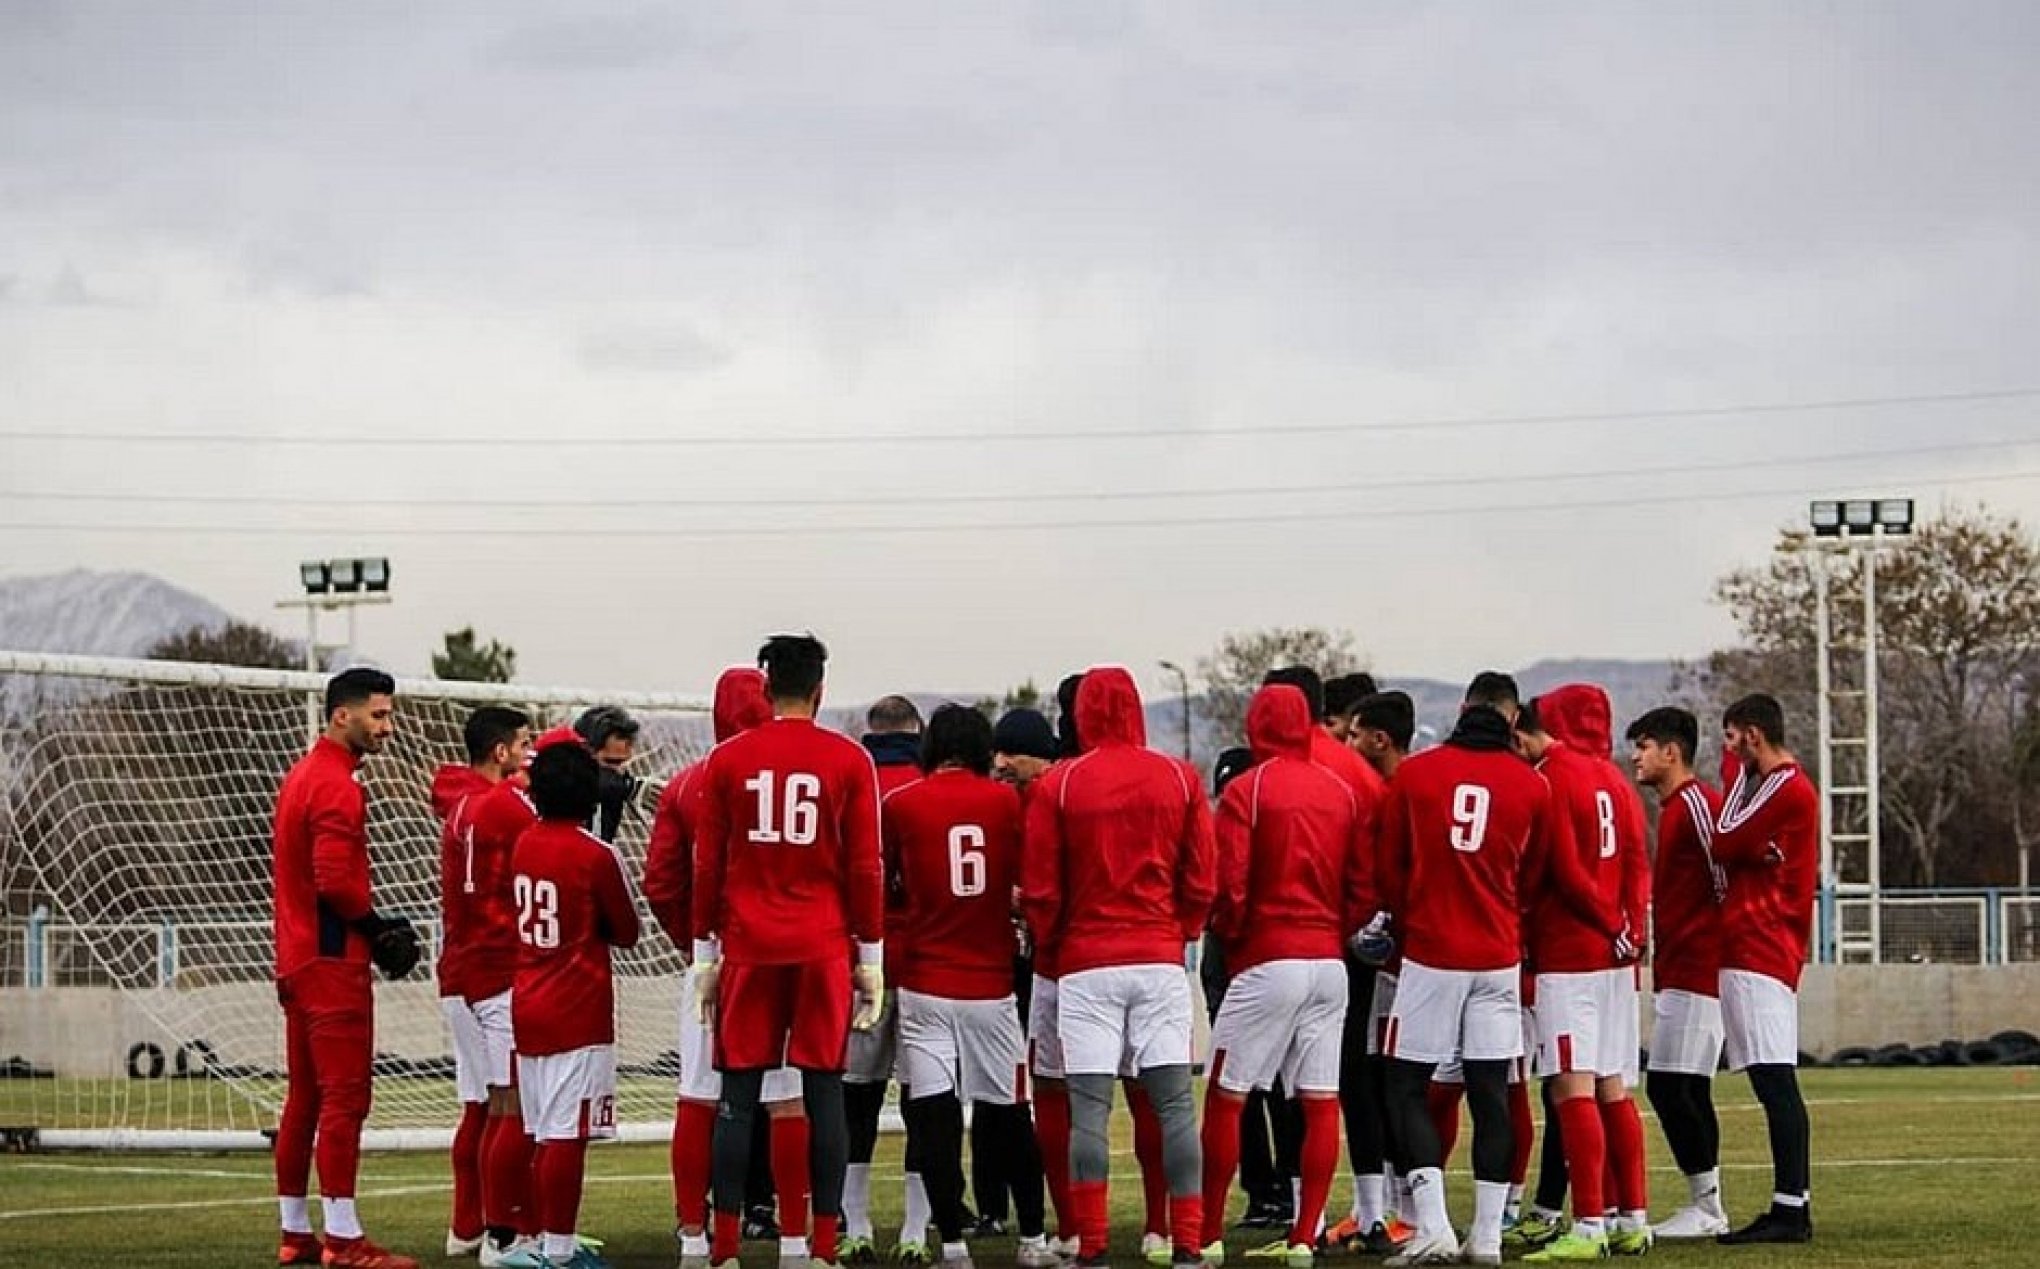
360, 914, 422, 980
594, 767, 642, 843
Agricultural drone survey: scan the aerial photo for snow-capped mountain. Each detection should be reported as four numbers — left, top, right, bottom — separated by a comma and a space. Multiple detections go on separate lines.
0, 569, 233, 658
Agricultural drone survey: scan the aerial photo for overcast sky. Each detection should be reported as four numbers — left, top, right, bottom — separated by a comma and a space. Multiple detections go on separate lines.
4, 2, 2039, 704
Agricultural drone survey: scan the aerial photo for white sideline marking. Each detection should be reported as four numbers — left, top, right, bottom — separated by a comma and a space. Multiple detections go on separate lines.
0, 1182, 450, 1222
13, 1161, 264, 1180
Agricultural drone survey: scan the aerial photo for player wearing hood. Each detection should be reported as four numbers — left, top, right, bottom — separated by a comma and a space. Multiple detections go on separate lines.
1021, 667, 1217, 1269
1197, 684, 1373, 1267
1513, 687, 1652, 1263
436, 707, 534, 1258
645, 668, 805, 1268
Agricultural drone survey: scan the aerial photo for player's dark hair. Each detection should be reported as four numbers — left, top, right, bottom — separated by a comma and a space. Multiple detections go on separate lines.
1212, 746, 1254, 796
1324, 672, 1379, 719
1724, 693, 1787, 747
1055, 672, 1085, 757
759, 633, 829, 702
325, 667, 395, 720
1513, 695, 1546, 737
529, 741, 602, 822
1262, 665, 1326, 722
921, 703, 994, 777
464, 705, 531, 765
866, 694, 924, 734
1626, 706, 1699, 765
1354, 691, 1415, 752
573, 704, 639, 751
1464, 671, 1521, 712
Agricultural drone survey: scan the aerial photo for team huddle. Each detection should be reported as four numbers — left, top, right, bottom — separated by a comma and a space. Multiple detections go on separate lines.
269, 636, 1820, 1269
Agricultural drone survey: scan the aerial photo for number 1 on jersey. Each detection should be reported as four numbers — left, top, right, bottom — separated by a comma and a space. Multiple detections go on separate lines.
1450, 783, 1491, 853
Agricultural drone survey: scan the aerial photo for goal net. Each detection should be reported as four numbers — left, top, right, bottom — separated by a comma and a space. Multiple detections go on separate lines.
0, 651, 710, 1149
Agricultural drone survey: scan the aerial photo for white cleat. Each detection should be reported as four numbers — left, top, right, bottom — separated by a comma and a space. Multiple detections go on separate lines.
1651, 1205, 1730, 1240
478, 1236, 543, 1269
447, 1230, 485, 1258
1015, 1238, 1062, 1269
1383, 1229, 1462, 1268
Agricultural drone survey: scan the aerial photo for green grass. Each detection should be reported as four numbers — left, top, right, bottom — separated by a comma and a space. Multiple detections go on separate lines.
1, 1068, 2036, 1266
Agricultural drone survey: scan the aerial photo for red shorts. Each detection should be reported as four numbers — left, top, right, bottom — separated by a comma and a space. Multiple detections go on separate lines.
715, 957, 851, 1073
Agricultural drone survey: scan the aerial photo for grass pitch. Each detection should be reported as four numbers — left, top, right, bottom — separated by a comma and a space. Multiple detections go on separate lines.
1, 1067, 2035, 1267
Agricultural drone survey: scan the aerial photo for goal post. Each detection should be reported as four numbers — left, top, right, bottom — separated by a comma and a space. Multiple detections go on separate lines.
0, 650, 710, 1149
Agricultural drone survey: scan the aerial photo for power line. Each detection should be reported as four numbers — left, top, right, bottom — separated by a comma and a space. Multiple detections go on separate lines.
2, 387, 2036, 449
3, 436, 2032, 512
5, 465, 2037, 541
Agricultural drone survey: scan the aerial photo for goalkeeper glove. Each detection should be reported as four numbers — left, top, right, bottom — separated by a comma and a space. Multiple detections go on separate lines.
1346, 910, 1396, 968
1612, 921, 1642, 965
693, 940, 721, 1024
359, 914, 421, 980
852, 942, 886, 1031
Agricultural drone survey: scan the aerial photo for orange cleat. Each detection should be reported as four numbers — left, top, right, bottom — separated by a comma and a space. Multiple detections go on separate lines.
1383, 1217, 1417, 1247
280, 1232, 325, 1266
321, 1237, 421, 1269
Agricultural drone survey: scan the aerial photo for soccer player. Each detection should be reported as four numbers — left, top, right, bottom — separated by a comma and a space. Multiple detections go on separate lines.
1020, 666, 1216, 1269
1198, 683, 1372, 1267
435, 706, 534, 1258
1322, 672, 1378, 746
848, 695, 932, 1261
643, 668, 804, 1268
272, 667, 417, 1269
1373, 671, 1562, 1268
693, 634, 886, 1269
889, 704, 1053, 1269
511, 735, 641, 1269
1711, 694, 1819, 1246
572, 705, 643, 844
1023, 680, 1085, 1259
1513, 689, 1653, 1263
1330, 689, 1416, 1253
1626, 706, 1731, 1238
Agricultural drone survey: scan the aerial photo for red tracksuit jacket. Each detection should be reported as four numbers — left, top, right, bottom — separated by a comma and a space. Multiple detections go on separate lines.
643, 668, 772, 951
1653, 778, 1726, 997
273, 737, 373, 981
1714, 761, 1819, 989
1526, 684, 1645, 974
433, 764, 496, 1001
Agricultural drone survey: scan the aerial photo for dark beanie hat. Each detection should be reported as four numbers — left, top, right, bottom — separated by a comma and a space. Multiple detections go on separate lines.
992, 708, 1059, 762
1212, 746, 1254, 796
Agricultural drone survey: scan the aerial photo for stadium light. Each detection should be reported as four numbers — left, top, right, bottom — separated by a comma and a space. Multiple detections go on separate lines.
1809, 501, 1843, 537
329, 558, 362, 594
1843, 499, 1877, 532
1876, 499, 1916, 534
299, 560, 331, 594
361, 557, 391, 592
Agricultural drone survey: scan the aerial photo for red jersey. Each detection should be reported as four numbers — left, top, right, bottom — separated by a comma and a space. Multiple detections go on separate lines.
1212, 685, 1372, 973
1652, 778, 1726, 997
432, 764, 497, 1000
692, 716, 885, 966
1014, 771, 1066, 980
1374, 708, 1560, 973
510, 819, 640, 1056
463, 776, 538, 1000
644, 668, 772, 952
887, 768, 1024, 1000
273, 736, 373, 981
866, 737, 923, 978
1019, 667, 1216, 977
1714, 761, 1819, 989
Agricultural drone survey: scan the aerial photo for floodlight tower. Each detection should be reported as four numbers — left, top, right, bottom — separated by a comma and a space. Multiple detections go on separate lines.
1805, 498, 1911, 963
276, 558, 394, 742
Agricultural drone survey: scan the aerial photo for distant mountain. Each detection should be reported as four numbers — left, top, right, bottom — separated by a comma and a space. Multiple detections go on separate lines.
0, 569, 233, 659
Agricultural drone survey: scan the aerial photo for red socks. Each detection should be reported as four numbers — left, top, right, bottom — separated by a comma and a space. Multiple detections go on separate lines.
1508, 1081, 1536, 1187
1035, 1082, 1074, 1238
451, 1102, 487, 1239
1127, 1083, 1168, 1237
534, 1139, 588, 1244
1072, 1179, 1110, 1259
483, 1113, 536, 1236
712, 1209, 743, 1263
813, 1212, 840, 1264
771, 1114, 812, 1240
1555, 1095, 1606, 1222
672, 1099, 716, 1229
1292, 1098, 1341, 1249
1602, 1099, 1648, 1214
1198, 1091, 1245, 1247
1427, 1081, 1465, 1168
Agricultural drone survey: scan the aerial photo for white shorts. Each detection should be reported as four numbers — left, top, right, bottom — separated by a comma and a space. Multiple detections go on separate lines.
1384, 960, 1523, 1067
1029, 975, 1064, 1080
1648, 989, 1725, 1077
1058, 964, 1194, 1077
677, 966, 802, 1104
518, 1044, 618, 1142
899, 989, 1027, 1104
1208, 959, 1348, 1095
1720, 969, 1799, 1071
443, 989, 514, 1104
846, 989, 899, 1086
1533, 970, 1640, 1084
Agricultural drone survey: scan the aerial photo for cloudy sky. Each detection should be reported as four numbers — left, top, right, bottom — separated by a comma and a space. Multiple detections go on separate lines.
4, 2, 2039, 703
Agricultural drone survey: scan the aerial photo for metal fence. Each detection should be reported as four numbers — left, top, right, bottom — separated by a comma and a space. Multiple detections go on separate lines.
1819, 887, 2038, 965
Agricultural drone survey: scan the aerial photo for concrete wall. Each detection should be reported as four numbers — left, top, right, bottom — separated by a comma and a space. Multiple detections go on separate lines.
4, 965, 2036, 1080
